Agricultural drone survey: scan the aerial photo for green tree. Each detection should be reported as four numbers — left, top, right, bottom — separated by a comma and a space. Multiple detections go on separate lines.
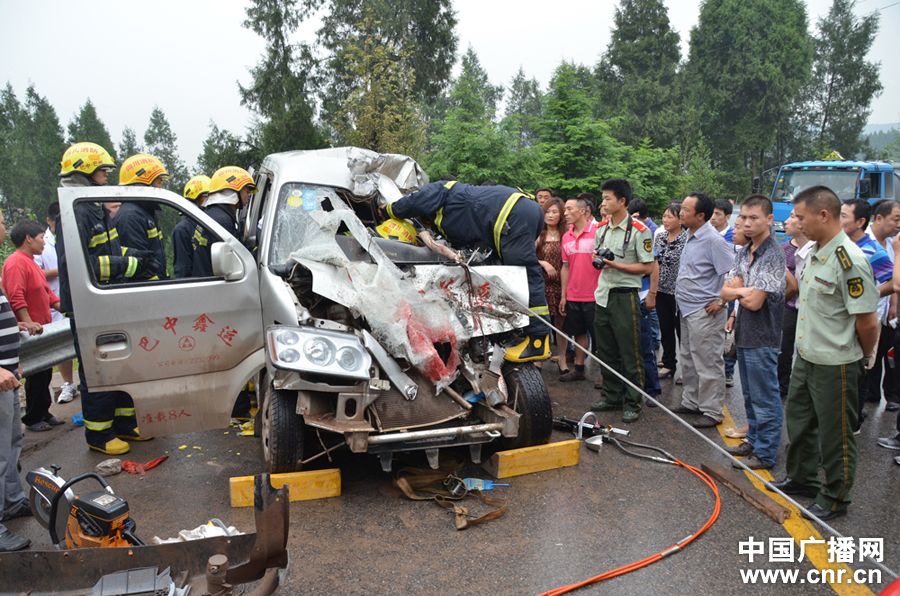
143, 107, 187, 191
687, 0, 813, 191
595, 0, 682, 148
197, 122, 259, 174
502, 68, 543, 149
536, 62, 628, 196
118, 126, 142, 161
67, 99, 116, 159
329, 9, 425, 157
425, 49, 508, 184
316, 0, 457, 110
240, 0, 324, 154
24, 86, 66, 214
807, 0, 882, 157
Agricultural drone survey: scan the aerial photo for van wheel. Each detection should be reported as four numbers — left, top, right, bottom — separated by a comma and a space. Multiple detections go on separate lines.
499, 363, 553, 450
262, 389, 304, 473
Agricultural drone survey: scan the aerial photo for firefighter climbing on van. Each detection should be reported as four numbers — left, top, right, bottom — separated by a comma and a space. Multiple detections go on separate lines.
385, 180, 551, 362
56, 142, 154, 455
191, 166, 255, 278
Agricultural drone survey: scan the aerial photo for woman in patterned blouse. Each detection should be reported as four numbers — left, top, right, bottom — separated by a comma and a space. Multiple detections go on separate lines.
536, 197, 567, 370
654, 202, 687, 378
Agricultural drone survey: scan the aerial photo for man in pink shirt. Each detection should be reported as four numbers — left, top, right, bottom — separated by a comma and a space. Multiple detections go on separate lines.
559, 194, 601, 382
2, 220, 63, 432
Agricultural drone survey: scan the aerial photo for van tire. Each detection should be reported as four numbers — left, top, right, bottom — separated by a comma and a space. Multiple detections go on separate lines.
499, 363, 553, 450
262, 389, 304, 473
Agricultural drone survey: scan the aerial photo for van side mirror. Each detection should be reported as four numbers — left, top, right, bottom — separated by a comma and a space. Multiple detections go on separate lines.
858, 179, 872, 199
211, 242, 245, 281
751, 177, 761, 194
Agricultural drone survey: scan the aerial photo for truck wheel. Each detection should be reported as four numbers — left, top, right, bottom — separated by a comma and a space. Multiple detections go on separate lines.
500, 363, 553, 450
261, 389, 304, 473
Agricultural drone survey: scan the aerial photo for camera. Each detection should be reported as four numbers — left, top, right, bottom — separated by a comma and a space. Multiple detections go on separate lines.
592, 247, 615, 270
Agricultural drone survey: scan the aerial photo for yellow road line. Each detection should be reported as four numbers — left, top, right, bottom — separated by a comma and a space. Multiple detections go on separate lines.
718, 406, 873, 595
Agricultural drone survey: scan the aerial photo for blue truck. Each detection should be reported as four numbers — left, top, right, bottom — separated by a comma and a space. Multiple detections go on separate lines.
762, 160, 900, 239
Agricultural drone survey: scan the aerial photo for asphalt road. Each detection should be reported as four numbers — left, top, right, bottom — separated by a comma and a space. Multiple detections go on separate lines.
5, 365, 899, 595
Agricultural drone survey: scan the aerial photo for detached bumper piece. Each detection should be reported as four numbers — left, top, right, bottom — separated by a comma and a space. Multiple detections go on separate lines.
4, 474, 289, 596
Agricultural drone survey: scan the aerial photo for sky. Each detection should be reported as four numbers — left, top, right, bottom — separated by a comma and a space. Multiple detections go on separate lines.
1, 0, 898, 169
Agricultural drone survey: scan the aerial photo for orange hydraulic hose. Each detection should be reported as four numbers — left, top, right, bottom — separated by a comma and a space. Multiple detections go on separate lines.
540, 459, 721, 596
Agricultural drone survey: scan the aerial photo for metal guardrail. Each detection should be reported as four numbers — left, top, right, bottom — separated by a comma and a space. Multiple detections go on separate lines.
19, 318, 76, 377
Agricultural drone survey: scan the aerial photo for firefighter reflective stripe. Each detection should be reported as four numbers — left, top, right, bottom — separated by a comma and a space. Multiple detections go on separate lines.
84, 418, 113, 431
147, 227, 162, 240
443, 180, 458, 190
530, 305, 550, 316
193, 228, 208, 247
492, 192, 525, 258
434, 208, 446, 236
115, 407, 135, 417
385, 202, 395, 219
124, 257, 139, 278
88, 228, 119, 249
98, 256, 111, 281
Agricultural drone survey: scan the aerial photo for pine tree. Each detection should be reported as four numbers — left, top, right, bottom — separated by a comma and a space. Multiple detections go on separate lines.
595, 0, 681, 148
687, 0, 813, 191
240, 0, 324, 154
118, 126, 142, 161
425, 49, 508, 184
502, 68, 543, 149
197, 122, 259, 174
316, 0, 457, 112
330, 8, 425, 157
24, 86, 66, 215
67, 99, 116, 159
143, 107, 187, 191
807, 0, 882, 157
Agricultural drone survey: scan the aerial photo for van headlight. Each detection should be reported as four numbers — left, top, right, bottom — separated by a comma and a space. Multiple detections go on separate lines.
267, 326, 371, 379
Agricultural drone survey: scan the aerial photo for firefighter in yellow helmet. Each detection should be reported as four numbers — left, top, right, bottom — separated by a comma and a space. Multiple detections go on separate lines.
172, 175, 210, 278
57, 142, 153, 455
115, 154, 169, 280
191, 166, 255, 277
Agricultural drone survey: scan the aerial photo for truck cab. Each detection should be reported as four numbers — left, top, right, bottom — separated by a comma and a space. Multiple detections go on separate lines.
767, 160, 899, 239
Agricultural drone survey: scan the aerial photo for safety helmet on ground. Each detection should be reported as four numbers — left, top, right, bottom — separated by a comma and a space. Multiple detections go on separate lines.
209, 166, 256, 194
183, 175, 212, 201
59, 142, 115, 177
375, 218, 418, 245
119, 154, 169, 186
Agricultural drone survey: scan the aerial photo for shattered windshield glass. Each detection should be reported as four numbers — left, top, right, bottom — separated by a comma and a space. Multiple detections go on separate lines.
269, 183, 350, 265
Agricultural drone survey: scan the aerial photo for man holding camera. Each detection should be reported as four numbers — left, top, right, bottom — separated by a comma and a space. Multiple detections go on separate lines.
590, 180, 655, 423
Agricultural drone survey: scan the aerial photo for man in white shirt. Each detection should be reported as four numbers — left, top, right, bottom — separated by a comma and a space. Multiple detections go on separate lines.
33, 202, 77, 403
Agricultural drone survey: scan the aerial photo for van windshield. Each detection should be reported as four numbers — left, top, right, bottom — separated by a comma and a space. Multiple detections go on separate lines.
772, 169, 859, 203
269, 183, 350, 265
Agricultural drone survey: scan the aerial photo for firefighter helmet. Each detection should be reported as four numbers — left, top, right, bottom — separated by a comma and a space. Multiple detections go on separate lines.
120, 154, 169, 186
183, 175, 212, 201
375, 218, 418, 244
209, 166, 256, 194
59, 142, 115, 177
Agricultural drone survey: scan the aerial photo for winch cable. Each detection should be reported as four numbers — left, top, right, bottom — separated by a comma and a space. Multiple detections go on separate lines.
460, 264, 898, 584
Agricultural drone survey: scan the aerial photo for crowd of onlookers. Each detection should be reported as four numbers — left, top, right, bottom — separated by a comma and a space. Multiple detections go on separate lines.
534, 182, 898, 521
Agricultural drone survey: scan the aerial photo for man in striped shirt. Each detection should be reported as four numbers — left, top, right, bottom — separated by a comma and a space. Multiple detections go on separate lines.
0, 208, 39, 551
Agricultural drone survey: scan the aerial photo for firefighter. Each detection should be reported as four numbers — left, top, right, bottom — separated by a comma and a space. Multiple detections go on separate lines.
191, 166, 255, 277
57, 142, 153, 455
386, 181, 551, 362
173, 175, 210, 278
116, 153, 169, 280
